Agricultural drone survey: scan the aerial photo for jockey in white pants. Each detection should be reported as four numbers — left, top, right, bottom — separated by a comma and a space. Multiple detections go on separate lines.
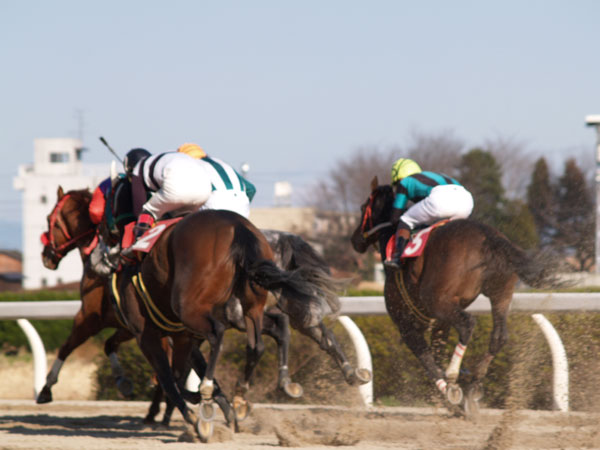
384, 158, 474, 269
127, 143, 255, 243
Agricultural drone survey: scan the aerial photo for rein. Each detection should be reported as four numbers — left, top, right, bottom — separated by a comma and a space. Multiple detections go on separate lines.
394, 269, 435, 326
360, 191, 393, 239
41, 193, 95, 259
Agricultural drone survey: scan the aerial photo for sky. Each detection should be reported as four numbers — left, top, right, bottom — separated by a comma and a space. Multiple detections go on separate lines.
1, 0, 599, 250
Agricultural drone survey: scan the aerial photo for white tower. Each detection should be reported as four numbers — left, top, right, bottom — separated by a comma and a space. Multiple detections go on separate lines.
13, 138, 110, 289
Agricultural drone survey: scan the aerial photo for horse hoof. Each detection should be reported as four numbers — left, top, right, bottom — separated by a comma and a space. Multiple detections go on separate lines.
36, 386, 53, 404
233, 395, 252, 422
446, 384, 463, 405
283, 381, 304, 399
469, 383, 483, 402
198, 401, 216, 422
355, 368, 372, 384
196, 419, 214, 443
464, 388, 481, 422
116, 376, 133, 397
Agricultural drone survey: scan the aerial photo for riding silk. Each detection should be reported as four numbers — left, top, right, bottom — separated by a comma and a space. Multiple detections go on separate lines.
385, 220, 449, 260
132, 152, 255, 221
393, 172, 473, 230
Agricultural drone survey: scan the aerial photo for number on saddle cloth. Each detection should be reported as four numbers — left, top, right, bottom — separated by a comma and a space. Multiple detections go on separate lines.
385, 220, 449, 260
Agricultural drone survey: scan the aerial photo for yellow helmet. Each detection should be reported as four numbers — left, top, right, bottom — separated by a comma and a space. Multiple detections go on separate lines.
391, 158, 422, 184
177, 143, 207, 159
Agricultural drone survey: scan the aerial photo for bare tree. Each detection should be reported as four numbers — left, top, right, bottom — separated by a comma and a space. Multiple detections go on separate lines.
483, 135, 535, 199
404, 128, 465, 176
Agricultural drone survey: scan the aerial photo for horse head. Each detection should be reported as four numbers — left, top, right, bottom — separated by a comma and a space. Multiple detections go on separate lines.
350, 176, 395, 253
41, 186, 95, 269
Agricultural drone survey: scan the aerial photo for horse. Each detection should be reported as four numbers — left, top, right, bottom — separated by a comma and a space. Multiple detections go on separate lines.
112, 207, 321, 441
39, 187, 236, 429
39, 186, 369, 433
350, 177, 561, 416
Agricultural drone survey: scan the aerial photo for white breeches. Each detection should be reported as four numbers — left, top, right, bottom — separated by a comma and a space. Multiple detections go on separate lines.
143, 163, 212, 219
200, 190, 250, 219
401, 185, 474, 229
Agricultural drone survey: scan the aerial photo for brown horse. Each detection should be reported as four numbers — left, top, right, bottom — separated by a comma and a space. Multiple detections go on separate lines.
350, 177, 561, 416
114, 208, 318, 440
39, 187, 235, 428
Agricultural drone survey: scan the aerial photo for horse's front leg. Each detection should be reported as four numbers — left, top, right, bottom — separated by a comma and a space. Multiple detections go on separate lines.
261, 310, 303, 398
104, 328, 135, 397
37, 309, 103, 404
136, 329, 198, 433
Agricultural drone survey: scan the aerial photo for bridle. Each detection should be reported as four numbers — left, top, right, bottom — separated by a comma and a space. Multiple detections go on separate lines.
41, 193, 95, 262
359, 190, 393, 240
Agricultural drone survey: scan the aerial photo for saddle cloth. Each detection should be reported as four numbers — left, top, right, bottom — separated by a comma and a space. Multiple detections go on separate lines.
385, 220, 449, 260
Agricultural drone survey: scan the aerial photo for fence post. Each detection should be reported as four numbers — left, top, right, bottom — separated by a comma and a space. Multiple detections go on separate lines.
337, 315, 373, 407
17, 319, 47, 400
531, 313, 569, 412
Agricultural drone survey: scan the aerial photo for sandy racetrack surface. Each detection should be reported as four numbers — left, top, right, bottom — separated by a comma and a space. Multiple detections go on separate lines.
1, 399, 599, 449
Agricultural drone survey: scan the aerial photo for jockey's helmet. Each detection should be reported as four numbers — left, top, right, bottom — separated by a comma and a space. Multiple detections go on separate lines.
123, 148, 151, 176
178, 143, 207, 159
391, 158, 422, 184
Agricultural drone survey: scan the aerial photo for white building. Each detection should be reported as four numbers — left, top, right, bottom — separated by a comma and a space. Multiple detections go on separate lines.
13, 138, 110, 289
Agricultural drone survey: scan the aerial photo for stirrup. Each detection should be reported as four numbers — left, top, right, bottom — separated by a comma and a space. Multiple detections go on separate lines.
383, 259, 401, 270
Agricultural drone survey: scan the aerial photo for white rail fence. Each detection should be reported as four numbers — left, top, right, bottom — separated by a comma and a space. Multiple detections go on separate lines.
2, 293, 600, 410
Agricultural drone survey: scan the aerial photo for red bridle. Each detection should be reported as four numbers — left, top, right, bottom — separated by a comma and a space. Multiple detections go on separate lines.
40, 194, 95, 261
360, 191, 393, 239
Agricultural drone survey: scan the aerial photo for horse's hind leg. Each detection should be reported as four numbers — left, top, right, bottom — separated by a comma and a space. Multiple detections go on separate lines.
232, 306, 265, 421
37, 309, 103, 404
261, 310, 304, 398
297, 322, 371, 385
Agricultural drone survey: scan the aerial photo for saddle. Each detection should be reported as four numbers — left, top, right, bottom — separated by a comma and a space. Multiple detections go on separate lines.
385, 220, 449, 260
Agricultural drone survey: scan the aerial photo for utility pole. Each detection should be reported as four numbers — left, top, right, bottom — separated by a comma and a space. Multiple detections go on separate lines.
585, 115, 600, 274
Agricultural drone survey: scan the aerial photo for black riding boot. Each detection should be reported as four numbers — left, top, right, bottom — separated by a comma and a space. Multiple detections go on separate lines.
384, 227, 410, 270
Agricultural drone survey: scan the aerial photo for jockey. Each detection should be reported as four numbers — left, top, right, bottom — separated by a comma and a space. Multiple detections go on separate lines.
126, 143, 256, 246
384, 158, 474, 269
177, 142, 256, 218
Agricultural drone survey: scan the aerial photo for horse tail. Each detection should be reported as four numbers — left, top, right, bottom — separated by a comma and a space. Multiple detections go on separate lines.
273, 232, 346, 317
230, 224, 316, 320
482, 225, 564, 289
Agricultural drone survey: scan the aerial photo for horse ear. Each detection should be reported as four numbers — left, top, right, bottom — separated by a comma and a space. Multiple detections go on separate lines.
57, 186, 64, 199
370, 176, 378, 191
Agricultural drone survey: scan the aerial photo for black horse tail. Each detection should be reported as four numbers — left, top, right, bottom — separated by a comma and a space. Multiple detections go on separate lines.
482, 225, 565, 289
273, 232, 347, 317
230, 224, 316, 316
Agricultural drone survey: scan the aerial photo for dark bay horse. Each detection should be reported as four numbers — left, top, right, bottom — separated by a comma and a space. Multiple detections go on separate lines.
351, 177, 561, 416
115, 208, 319, 440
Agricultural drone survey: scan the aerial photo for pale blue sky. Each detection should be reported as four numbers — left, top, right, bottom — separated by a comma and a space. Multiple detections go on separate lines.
1, 1, 599, 249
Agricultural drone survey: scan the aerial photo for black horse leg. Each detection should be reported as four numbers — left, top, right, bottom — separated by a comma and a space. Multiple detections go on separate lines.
298, 322, 370, 385
261, 310, 304, 397
136, 330, 197, 427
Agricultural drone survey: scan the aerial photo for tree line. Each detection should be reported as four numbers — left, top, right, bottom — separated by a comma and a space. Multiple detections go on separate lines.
307, 131, 595, 275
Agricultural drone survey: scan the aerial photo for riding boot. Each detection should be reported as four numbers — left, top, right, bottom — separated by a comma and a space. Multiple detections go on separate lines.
121, 210, 155, 260
384, 225, 411, 270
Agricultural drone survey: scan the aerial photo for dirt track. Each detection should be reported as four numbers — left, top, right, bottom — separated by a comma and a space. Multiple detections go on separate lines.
1, 399, 599, 449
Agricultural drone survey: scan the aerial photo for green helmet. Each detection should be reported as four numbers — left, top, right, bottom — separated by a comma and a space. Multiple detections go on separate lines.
391, 158, 422, 184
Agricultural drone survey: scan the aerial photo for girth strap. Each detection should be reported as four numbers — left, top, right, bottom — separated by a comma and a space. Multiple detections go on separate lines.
132, 272, 186, 333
